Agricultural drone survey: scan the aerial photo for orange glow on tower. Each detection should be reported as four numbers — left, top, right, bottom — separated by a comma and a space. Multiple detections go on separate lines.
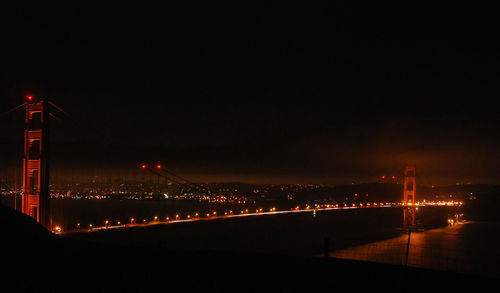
403, 166, 416, 204
403, 166, 416, 228
22, 97, 51, 228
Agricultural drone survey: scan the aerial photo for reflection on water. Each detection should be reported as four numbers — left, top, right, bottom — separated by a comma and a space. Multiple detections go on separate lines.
330, 221, 500, 279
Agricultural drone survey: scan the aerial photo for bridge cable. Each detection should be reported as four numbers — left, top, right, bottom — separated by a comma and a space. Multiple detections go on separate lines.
0, 102, 26, 120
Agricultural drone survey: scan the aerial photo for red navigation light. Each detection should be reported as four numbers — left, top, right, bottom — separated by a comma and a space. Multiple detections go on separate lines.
27, 95, 33, 101
156, 164, 161, 169
391, 175, 396, 179
381, 175, 386, 179
141, 164, 147, 169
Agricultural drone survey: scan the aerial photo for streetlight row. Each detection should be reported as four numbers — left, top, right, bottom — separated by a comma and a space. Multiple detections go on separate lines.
53, 201, 462, 233
63, 202, 393, 232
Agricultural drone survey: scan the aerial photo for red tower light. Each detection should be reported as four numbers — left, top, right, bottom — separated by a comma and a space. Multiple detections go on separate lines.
141, 164, 147, 169
27, 95, 33, 101
381, 175, 386, 179
392, 175, 396, 179
156, 164, 161, 169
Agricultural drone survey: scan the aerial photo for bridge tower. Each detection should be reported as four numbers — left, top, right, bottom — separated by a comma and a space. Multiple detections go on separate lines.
403, 166, 416, 227
21, 96, 51, 228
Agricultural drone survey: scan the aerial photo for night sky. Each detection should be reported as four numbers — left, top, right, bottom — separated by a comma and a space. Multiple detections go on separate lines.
1, 4, 499, 185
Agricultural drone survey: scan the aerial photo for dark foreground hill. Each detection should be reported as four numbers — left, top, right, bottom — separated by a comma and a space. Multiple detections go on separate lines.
0, 204, 496, 292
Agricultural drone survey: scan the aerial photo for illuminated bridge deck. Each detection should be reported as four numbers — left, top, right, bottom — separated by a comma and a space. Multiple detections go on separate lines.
60, 201, 461, 235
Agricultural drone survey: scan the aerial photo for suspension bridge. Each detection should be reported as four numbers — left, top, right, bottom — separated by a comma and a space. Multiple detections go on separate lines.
1, 96, 460, 234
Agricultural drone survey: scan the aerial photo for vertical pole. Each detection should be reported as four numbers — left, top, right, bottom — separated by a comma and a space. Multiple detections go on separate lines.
405, 229, 411, 266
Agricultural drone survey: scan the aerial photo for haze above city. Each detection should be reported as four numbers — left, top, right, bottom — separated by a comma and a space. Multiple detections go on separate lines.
1, 4, 499, 185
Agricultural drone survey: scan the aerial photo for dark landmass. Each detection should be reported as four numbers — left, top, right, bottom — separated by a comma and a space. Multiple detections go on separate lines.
1, 203, 496, 292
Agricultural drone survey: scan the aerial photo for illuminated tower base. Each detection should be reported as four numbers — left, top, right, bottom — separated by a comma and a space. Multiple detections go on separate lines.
403, 207, 416, 227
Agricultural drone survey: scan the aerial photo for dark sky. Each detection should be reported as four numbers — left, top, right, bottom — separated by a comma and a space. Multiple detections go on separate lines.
1, 3, 499, 185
